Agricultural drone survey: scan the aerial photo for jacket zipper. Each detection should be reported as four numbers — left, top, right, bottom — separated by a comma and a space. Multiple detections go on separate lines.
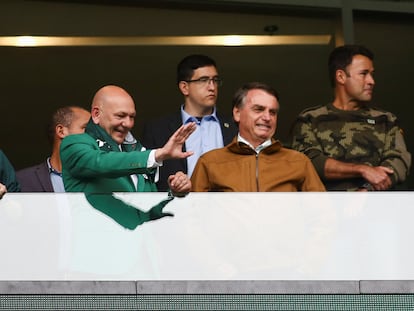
256, 153, 259, 191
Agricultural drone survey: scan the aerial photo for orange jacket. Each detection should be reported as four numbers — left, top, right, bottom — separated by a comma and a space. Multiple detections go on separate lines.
191, 138, 326, 192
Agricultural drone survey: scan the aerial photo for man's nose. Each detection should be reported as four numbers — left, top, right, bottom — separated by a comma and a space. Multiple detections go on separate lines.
367, 73, 375, 85
207, 79, 217, 90
262, 111, 271, 120
122, 117, 134, 128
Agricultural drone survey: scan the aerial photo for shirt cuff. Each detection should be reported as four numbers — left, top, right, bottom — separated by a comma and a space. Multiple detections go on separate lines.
147, 150, 163, 168
147, 150, 162, 183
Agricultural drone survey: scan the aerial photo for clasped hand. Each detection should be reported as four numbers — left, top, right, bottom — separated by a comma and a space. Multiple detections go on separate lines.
168, 171, 191, 197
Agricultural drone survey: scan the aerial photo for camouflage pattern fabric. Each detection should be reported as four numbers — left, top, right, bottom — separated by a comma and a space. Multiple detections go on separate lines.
291, 103, 411, 191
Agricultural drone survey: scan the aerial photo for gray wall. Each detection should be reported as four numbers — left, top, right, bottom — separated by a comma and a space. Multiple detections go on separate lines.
1, 0, 413, 188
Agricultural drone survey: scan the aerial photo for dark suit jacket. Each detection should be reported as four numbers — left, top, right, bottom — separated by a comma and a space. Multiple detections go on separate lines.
16, 161, 54, 192
142, 111, 238, 191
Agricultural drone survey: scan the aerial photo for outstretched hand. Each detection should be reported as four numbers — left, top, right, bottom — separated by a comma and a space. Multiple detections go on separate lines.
147, 195, 175, 220
155, 122, 196, 162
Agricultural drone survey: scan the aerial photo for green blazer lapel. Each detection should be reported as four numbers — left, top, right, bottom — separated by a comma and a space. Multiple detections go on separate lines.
85, 119, 119, 152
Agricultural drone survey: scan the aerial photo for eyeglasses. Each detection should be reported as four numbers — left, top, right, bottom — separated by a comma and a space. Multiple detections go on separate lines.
185, 76, 223, 87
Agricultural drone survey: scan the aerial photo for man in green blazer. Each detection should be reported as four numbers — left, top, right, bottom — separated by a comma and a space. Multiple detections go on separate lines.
0, 149, 20, 199
61, 85, 195, 195
60, 85, 196, 229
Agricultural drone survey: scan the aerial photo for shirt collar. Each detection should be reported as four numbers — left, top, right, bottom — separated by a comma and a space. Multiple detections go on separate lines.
237, 134, 272, 153
47, 157, 62, 176
181, 105, 219, 124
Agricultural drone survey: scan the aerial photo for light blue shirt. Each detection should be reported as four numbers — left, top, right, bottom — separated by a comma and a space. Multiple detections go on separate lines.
47, 157, 65, 193
181, 105, 224, 177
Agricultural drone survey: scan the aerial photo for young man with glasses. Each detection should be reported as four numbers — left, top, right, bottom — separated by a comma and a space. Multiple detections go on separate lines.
142, 54, 238, 191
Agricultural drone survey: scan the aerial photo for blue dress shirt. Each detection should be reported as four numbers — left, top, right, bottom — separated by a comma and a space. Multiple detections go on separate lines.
181, 105, 224, 177
47, 157, 65, 193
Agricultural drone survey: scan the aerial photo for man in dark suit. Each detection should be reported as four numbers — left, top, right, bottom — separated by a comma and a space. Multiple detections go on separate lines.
17, 106, 90, 192
142, 54, 238, 191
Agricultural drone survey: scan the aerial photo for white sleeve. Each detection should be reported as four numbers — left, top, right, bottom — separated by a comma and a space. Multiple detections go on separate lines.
147, 150, 162, 183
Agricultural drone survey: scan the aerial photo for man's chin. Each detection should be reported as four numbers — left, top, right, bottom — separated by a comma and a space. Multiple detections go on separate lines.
256, 128, 274, 137
361, 93, 373, 101
112, 135, 126, 144
203, 100, 216, 107
255, 134, 272, 142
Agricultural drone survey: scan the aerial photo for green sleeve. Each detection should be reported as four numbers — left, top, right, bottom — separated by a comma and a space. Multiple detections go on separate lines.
0, 149, 20, 192
61, 134, 155, 179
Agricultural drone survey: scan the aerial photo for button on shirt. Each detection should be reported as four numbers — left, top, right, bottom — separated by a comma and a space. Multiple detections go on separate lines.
181, 106, 224, 177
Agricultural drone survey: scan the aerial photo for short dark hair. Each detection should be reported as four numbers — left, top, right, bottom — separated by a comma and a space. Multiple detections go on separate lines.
46, 106, 76, 145
176, 54, 217, 84
328, 44, 374, 87
232, 82, 280, 110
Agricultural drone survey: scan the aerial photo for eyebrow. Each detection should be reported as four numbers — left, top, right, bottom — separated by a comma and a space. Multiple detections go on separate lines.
194, 75, 219, 79
251, 104, 279, 113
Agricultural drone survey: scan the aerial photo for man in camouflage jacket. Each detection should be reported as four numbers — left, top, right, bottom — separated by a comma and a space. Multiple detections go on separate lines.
291, 45, 411, 191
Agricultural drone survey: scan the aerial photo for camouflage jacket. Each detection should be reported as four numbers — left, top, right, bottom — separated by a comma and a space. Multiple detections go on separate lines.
291, 103, 411, 190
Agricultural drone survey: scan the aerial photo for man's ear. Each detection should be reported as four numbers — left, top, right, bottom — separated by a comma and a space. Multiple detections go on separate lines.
336, 69, 347, 85
233, 106, 240, 123
178, 81, 189, 96
56, 124, 67, 139
91, 106, 100, 124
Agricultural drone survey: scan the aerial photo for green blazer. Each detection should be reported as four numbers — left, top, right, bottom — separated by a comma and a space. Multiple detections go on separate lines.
0, 149, 20, 192
60, 121, 175, 230
61, 120, 157, 193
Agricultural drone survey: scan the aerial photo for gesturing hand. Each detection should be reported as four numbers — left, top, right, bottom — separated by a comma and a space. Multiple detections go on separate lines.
155, 122, 196, 162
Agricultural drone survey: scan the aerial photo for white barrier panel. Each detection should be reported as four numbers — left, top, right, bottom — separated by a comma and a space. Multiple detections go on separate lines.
0, 192, 413, 281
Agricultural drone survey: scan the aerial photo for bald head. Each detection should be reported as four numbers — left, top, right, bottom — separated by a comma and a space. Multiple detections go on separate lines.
91, 85, 136, 144
92, 85, 133, 109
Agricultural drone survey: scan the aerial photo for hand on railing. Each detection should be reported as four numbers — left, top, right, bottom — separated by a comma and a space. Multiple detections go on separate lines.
0, 182, 7, 199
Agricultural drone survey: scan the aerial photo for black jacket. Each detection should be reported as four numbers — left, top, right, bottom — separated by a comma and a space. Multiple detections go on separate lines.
142, 111, 238, 191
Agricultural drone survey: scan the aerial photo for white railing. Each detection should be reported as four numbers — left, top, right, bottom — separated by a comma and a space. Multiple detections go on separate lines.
1, 192, 414, 282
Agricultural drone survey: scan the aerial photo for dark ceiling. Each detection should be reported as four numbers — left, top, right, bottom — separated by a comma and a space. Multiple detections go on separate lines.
25, 0, 338, 17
